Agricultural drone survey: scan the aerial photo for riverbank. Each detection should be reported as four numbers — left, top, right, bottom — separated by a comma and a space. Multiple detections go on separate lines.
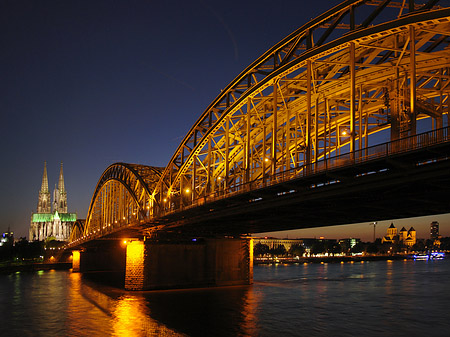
0, 262, 72, 274
254, 254, 410, 265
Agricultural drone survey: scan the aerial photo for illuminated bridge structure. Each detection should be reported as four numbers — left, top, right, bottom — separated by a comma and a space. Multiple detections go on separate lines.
68, 1, 450, 290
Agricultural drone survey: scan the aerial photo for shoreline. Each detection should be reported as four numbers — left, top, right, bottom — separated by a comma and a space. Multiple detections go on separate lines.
0, 253, 443, 274
0, 262, 72, 274
254, 255, 412, 265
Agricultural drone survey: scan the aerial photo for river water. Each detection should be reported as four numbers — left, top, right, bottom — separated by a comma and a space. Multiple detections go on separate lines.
0, 258, 449, 337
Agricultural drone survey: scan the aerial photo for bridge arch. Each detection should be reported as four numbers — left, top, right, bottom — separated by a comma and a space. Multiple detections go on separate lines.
82, 163, 163, 238
69, 219, 85, 242
153, 2, 450, 215
68, 1, 450, 245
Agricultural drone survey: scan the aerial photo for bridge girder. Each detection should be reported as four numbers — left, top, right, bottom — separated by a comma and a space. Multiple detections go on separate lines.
69, 219, 85, 242
153, 5, 450, 219
70, 1, 450, 245
81, 163, 163, 240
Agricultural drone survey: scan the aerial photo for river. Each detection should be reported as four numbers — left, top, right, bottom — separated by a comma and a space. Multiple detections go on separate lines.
0, 258, 448, 336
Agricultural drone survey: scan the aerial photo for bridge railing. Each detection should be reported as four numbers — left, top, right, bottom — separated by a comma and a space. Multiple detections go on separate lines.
69, 126, 449, 245
185, 126, 449, 209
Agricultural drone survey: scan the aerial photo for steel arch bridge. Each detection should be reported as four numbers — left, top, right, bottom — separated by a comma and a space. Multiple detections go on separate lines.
71, 0, 450, 244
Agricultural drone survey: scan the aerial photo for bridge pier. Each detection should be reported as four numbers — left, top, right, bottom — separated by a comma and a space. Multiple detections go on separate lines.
71, 241, 126, 276
125, 237, 253, 291
71, 238, 253, 290
72, 250, 80, 272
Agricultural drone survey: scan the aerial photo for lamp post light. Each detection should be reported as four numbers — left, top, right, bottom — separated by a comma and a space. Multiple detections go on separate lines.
370, 222, 377, 242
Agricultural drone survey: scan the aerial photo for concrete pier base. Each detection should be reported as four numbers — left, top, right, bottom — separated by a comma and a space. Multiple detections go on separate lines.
71, 241, 126, 275
125, 238, 253, 291
72, 250, 81, 272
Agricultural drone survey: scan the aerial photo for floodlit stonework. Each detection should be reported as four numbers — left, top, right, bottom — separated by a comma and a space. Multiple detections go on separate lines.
29, 162, 76, 241
381, 223, 416, 246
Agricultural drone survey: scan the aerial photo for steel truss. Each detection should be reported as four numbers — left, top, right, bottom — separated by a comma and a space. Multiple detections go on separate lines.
71, 0, 450, 242
69, 219, 85, 242
78, 163, 162, 240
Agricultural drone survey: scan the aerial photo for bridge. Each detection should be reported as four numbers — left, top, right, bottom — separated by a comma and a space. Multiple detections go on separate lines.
66, 0, 450, 290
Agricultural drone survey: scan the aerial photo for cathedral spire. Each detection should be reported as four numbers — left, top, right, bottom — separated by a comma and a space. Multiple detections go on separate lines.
41, 161, 49, 193
37, 162, 51, 213
54, 161, 68, 213
58, 162, 65, 192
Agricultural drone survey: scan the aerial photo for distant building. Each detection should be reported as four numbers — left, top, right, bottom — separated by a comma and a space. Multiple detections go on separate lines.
430, 221, 439, 240
29, 162, 76, 241
339, 238, 361, 251
0, 231, 14, 248
381, 223, 416, 247
253, 237, 303, 251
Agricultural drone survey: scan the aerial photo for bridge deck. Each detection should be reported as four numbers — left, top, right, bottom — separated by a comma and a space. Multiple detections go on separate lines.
134, 132, 450, 236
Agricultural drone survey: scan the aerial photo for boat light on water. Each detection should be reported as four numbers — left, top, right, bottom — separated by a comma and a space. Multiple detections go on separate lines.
413, 252, 445, 260
431, 252, 445, 259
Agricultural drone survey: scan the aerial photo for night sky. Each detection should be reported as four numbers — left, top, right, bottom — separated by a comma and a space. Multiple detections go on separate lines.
2, 0, 449, 241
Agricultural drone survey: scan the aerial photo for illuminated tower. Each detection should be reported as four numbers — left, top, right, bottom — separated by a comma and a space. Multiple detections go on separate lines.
382, 223, 399, 244
30, 162, 76, 241
430, 221, 439, 240
408, 227, 416, 245
53, 162, 67, 213
399, 227, 407, 242
387, 223, 397, 239
37, 162, 51, 213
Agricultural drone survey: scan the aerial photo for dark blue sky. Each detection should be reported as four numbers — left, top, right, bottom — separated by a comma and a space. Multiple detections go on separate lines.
2, 0, 448, 240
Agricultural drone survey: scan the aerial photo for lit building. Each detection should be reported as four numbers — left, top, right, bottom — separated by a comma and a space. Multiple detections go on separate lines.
0, 231, 14, 248
381, 223, 416, 247
29, 162, 76, 241
253, 237, 304, 251
339, 238, 361, 250
430, 221, 439, 240
382, 223, 398, 243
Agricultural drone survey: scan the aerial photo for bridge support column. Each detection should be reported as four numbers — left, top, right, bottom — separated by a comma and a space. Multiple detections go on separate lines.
70, 242, 127, 276
124, 238, 253, 291
72, 250, 81, 272
125, 240, 145, 290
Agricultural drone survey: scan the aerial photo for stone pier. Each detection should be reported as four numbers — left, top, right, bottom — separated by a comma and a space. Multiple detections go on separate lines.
125, 238, 253, 290
72, 237, 253, 291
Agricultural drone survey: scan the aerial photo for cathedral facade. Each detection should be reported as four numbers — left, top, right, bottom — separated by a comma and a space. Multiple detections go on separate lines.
381, 223, 416, 247
29, 162, 77, 241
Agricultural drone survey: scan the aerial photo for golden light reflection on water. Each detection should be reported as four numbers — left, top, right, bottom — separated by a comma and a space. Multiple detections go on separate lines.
239, 285, 260, 336
67, 272, 185, 336
112, 295, 185, 336
4, 261, 447, 336
61, 270, 261, 336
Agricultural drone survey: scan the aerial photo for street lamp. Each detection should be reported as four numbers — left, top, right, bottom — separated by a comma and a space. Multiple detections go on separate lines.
370, 222, 377, 242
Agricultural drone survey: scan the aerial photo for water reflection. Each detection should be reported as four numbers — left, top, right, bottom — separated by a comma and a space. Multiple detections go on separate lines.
112, 295, 184, 336
140, 286, 257, 336
66, 272, 257, 336
1, 259, 449, 336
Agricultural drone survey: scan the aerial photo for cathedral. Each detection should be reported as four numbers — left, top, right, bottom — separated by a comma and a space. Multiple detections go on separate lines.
29, 162, 77, 241
381, 223, 416, 247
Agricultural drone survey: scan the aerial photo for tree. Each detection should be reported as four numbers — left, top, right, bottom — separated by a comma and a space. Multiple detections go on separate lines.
350, 242, 363, 254
311, 241, 326, 255
327, 242, 342, 256
440, 237, 450, 251
254, 243, 270, 257
289, 244, 305, 257
269, 244, 286, 257
366, 243, 379, 254
411, 240, 425, 252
